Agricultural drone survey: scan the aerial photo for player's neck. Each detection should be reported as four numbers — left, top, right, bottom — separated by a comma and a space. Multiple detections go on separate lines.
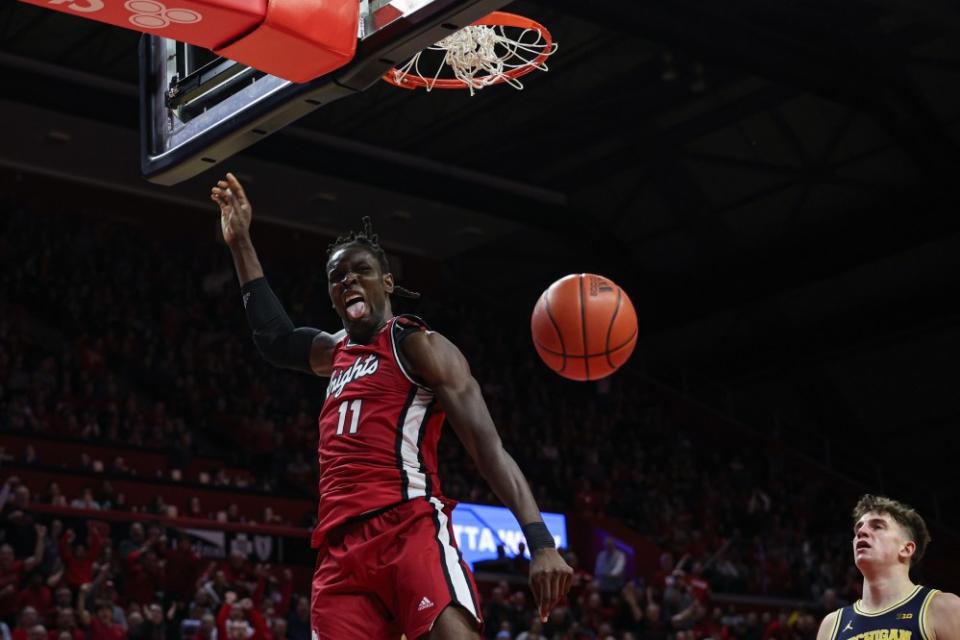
860, 568, 915, 612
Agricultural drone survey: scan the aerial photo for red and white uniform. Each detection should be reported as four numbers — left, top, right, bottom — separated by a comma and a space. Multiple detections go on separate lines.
313, 315, 445, 545
309, 316, 481, 639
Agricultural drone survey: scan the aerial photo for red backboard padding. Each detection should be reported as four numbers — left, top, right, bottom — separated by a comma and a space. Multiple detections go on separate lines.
215, 0, 358, 83
17, 0, 358, 82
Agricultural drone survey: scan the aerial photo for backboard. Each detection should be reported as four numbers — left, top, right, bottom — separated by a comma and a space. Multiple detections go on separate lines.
140, 0, 509, 185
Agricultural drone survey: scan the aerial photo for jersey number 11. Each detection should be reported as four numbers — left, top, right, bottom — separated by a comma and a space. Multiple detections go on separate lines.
336, 399, 362, 435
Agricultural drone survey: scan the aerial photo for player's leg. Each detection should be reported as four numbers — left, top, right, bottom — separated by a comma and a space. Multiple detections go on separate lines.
375, 498, 483, 640
310, 589, 397, 640
311, 542, 398, 639
421, 604, 481, 640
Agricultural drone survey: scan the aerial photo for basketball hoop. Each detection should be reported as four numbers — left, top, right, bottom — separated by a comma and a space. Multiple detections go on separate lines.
383, 11, 557, 95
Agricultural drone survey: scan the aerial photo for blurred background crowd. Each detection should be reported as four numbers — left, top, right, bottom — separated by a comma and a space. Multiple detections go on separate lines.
0, 204, 937, 639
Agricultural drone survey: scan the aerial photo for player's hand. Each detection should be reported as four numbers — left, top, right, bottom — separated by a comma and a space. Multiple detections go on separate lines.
528, 548, 573, 623
211, 173, 253, 248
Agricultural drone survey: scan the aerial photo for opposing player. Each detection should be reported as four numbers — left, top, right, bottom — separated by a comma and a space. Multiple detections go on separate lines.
211, 173, 573, 640
817, 495, 960, 640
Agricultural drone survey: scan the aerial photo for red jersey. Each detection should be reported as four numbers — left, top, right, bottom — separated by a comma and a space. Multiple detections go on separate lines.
311, 316, 446, 547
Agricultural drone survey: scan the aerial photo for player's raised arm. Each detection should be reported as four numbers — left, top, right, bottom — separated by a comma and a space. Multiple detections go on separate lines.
211, 173, 343, 376
929, 592, 960, 640
400, 329, 573, 623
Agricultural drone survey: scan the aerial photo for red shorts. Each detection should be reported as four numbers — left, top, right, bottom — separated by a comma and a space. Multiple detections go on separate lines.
311, 497, 483, 639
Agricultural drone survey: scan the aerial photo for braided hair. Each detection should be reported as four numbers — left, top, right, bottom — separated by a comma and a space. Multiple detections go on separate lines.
327, 217, 421, 300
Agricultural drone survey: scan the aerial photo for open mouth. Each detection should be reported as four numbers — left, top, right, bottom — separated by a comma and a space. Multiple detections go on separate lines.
344, 293, 367, 320
856, 541, 871, 550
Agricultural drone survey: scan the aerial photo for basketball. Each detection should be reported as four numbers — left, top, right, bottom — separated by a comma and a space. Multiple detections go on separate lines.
530, 274, 638, 381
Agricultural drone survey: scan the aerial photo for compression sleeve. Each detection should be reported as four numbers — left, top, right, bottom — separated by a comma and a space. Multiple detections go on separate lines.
241, 277, 319, 375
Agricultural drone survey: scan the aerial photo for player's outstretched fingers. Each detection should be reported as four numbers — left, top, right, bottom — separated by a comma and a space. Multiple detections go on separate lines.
225, 173, 247, 201
537, 572, 555, 622
550, 570, 565, 610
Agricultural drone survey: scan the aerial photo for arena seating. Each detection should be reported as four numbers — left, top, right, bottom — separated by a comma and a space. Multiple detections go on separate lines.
1, 204, 950, 640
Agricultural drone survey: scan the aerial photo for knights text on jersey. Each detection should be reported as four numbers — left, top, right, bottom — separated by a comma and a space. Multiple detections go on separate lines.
311, 316, 446, 547
829, 585, 940, 640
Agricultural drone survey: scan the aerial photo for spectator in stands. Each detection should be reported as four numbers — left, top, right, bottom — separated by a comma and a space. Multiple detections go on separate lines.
221, 554, 253, 591
111, 494, 129, 513
117, 524, 145, 562
165, 535, 201, 604
41, 485, 65, 508
283, 598, 308, 640
59, 526, 102, 590
216, 594, 267, 640
14, 571, 51, 619
1, 525, 46, 626
76, 585, 125, 640
514, 618, 544, 640
10, 607, 38, 640
1, 480, 36, 559
47, 608, 84, 640
267, 617, 285, 640
52, 588, 72, 612
594, 538, 627, 597
511, 542, 530, 577
127, 604, 163, 640
188, 613, 216, 640
124, 544, 165, 606
93, 483, 114, 511
481, 586, 509, 639
187, 498, 205, 520
22, 448, 37, 468
68, 490, 100, 512
91, 579, 124, 629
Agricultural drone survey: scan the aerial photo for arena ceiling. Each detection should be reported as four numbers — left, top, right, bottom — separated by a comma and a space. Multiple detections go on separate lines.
2, 0, 960, 525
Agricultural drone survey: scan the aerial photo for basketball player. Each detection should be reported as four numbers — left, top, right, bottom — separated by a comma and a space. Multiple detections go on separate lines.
211, 173, 573, 640
816, 495, 960, 640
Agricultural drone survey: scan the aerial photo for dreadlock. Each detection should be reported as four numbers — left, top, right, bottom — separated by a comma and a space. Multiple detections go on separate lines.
327, 216, 421, 300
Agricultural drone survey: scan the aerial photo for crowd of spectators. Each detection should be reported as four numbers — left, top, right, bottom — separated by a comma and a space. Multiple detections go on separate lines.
0, 203, 868, 638
1, 476, 310, 640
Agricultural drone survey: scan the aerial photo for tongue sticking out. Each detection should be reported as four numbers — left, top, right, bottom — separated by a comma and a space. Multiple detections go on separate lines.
346, 301, 367, 320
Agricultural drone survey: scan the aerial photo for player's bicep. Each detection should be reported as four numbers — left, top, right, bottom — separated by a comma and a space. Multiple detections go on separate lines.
402, 332, 496, 457
309, 330, 345, 376
816, 611, 840, 640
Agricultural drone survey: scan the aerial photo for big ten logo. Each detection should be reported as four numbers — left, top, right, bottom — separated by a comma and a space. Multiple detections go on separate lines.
48, 0, 203, 26
48, 0, 105, 13
125, 0, 202, 29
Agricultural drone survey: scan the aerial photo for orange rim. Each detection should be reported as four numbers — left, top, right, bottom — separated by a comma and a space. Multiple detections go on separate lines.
383, 11, 554, 90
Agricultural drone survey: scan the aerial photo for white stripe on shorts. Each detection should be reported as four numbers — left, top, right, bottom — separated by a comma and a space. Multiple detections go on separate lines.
429, 496, 478, 619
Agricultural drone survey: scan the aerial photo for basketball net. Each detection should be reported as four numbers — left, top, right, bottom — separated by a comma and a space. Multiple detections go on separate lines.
384, 12, 557, 95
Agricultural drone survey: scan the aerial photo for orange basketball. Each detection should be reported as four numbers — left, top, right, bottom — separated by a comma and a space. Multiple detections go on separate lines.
531, 274, 637, 381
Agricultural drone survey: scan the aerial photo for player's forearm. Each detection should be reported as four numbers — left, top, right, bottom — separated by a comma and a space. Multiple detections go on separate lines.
228, 236, 265, 286
474, 442, 545, 527
240, 278, 319, 374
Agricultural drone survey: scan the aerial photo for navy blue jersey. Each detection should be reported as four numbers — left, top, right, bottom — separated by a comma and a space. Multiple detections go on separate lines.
829, 586, 941, 640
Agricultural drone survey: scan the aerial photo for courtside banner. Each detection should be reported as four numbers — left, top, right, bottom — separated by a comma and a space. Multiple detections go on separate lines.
452, 502, 567, 569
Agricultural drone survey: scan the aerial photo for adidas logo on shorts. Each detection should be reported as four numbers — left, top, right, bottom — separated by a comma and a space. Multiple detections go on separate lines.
417, 596, 434, 612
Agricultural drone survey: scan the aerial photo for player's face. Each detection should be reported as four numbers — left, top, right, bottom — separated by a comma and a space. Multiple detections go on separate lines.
852, 511, 914, 570
327, 245, 394, 342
